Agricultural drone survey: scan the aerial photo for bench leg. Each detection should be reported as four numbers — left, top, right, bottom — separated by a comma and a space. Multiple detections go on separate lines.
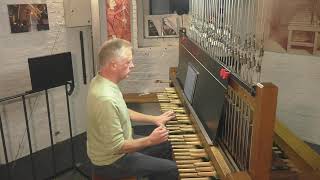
287, 30, 293, 52
313, 31, 318, 55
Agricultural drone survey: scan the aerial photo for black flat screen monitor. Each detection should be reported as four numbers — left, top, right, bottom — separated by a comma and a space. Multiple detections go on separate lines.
28, 52, 74, 92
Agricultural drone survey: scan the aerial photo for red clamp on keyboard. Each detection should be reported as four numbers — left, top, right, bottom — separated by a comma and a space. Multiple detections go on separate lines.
219, 68, 230, 80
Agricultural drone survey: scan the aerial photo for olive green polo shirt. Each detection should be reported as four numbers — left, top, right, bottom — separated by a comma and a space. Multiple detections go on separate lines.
86, 74, 132, 166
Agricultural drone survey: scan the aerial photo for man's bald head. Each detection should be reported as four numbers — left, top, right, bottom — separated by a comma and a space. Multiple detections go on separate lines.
98, 38, 132, 70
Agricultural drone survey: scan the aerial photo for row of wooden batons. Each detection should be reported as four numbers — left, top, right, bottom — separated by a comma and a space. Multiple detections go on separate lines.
157, 87, 219, 180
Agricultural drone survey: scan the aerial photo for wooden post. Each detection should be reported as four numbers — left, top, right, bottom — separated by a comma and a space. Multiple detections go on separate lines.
249, 83, 278, 180
287, 30, 293, 52
313, 31, 318, 55
226, 172, 252, 180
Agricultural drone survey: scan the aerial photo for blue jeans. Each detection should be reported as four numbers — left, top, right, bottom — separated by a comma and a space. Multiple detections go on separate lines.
92, 142, 178, 180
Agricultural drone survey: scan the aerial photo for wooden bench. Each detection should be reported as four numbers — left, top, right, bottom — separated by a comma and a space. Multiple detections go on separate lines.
92, 174, 137, 180
287, 24, 320, 55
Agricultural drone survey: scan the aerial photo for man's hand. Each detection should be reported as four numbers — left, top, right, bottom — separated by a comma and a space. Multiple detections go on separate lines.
120, 125, 169, 153
129, 109, 175, 126
154, 110, 175, 126
148, 125, 169, 145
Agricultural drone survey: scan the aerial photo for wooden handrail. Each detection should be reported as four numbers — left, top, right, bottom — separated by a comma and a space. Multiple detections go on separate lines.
274, 120, 320, 171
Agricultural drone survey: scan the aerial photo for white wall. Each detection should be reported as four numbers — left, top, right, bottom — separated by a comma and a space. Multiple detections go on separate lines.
262, 52, 320, 145
119, 46, 179, 94
0, 0, 93, 163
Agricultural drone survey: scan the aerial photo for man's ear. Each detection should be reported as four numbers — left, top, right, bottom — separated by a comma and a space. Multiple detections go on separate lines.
110, 60, 117, 69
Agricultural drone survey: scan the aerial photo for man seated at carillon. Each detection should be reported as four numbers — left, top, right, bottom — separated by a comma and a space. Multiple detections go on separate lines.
87, 38, 179, 180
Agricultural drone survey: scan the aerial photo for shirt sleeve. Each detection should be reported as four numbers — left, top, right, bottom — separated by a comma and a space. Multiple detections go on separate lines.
97, 99, 124, 154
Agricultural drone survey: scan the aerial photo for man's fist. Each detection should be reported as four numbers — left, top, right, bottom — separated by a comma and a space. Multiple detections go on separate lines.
148, 125, 169, 145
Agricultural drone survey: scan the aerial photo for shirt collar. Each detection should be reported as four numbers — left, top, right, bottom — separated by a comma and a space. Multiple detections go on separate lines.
96, 73, 119, 90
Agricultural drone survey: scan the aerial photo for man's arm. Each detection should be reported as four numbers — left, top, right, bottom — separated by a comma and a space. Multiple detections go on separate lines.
128, 109, 157, 124
128, 109, 175, 126
119, 125, 168, 153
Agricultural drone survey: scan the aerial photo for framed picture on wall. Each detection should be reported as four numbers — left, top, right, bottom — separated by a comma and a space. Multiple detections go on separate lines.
106, 0, 131, 42
7, 4, 49, 33
144, 14, 179, 38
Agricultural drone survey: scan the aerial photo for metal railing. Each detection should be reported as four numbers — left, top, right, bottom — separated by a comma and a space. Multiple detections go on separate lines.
0, 83, 77, 180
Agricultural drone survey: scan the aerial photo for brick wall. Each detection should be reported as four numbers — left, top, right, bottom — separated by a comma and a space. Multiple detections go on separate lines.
119, 46, 179, 93
0, 0, 92, 163
0, 0, 179, 164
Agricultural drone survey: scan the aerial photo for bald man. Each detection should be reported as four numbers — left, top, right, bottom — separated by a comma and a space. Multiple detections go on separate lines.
87, 38, 178, 180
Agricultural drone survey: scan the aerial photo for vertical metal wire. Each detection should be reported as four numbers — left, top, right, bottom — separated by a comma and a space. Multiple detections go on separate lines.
45, 90, 57, 176
0, 113, 11, 180
22, 95, 36, 180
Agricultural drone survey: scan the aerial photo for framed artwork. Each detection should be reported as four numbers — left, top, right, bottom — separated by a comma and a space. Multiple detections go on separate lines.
106, 0, 131, 41
7, 4, 49, 33
144, 15, 179, 38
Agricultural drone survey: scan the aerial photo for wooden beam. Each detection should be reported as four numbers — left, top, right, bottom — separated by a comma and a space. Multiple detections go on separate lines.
123, 93, 159, 103
226, 172, 252, 180
274, 120, 320, 171
249, 83, 278, 180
